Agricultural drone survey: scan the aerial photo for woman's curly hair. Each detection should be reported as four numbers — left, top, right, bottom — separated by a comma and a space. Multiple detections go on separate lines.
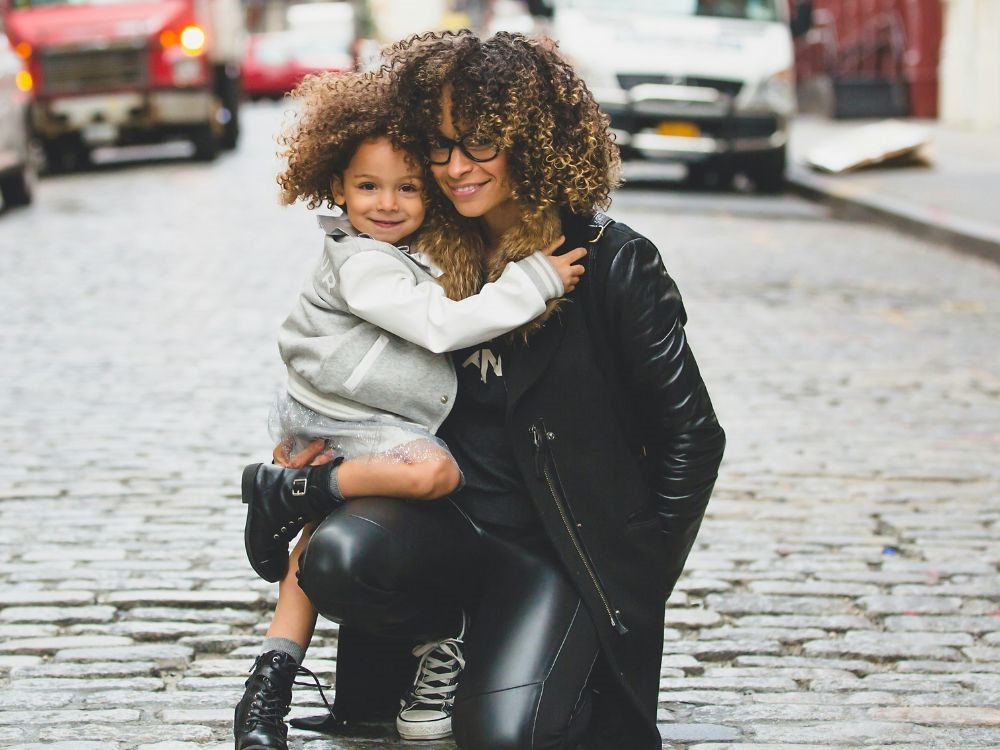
277, 71, 406, 209
382, 30, 622, 221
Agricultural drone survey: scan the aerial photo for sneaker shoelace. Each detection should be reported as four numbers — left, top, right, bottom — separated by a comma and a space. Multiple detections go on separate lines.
406, 636, 466, 708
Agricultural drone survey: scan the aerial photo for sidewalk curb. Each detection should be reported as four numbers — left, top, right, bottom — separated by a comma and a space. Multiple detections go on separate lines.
786, 165, 1000, 265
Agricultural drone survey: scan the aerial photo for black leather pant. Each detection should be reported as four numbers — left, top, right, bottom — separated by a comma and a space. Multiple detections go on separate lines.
298, 496, 599, 750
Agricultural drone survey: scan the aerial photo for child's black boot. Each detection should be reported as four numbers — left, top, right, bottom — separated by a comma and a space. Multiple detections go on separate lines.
241, 459, 343, 582
233, 650, 298, 750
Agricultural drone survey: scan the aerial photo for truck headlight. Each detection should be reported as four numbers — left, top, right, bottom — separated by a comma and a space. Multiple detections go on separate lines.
179, 25, 207, 56
740, 68, 796, 116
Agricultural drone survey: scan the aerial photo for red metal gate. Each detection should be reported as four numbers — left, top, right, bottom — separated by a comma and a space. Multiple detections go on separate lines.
792, 0, 942, 118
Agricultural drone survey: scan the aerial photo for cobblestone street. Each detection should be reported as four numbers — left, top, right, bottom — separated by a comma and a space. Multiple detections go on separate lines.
1, 104, 998, 749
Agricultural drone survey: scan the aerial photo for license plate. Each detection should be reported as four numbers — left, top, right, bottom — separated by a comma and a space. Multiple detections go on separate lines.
82, 122, 118, 144
656, 121, 701, 137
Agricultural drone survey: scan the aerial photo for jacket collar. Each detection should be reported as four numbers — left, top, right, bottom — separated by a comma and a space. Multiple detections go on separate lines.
316, 214, 443, 276
502, 209, 614, 407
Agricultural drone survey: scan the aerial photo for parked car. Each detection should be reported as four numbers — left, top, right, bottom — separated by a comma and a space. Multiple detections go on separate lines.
550, 0, 796, 191
0, 31, 33, 208
242, 28, 353, 100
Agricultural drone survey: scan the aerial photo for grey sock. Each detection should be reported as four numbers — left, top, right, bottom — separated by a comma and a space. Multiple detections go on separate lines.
262, 637, 306, 664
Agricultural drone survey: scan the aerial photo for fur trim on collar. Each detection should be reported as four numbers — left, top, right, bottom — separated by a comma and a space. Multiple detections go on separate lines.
415, 207, 565, 342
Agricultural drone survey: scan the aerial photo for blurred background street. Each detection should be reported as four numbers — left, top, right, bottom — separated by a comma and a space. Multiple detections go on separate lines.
1, 1, 1000, 748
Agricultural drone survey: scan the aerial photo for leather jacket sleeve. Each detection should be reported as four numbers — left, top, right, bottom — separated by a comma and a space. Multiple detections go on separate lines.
603, 236, 726, 593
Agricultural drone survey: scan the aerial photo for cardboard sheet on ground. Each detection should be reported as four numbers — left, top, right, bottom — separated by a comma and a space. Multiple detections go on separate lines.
807, 120, 933, 174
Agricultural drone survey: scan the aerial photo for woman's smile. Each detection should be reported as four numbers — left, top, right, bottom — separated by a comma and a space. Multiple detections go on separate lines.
445, 180, 490, 198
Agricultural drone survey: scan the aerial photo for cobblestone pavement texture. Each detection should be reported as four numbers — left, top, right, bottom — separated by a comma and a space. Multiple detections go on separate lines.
0, 104, 998, 749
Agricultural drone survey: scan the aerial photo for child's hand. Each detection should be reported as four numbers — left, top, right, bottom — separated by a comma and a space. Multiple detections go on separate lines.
272, 439, 335, 468
542, 235, 587, 294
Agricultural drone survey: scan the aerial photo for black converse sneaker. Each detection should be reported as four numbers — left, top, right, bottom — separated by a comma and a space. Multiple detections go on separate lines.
396, 612, 468, 740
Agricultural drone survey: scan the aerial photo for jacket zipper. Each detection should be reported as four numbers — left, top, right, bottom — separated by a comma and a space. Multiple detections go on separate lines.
532, 419, 629, 636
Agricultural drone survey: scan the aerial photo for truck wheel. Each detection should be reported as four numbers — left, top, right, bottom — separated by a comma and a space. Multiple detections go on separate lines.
0, 163, 35, 208
191, 125, 219, 162
213, 65, 241, 151
42, 135, 91, 174
220, 109, 239, 151
220, 78, 241, 151
748, 147, 786, 194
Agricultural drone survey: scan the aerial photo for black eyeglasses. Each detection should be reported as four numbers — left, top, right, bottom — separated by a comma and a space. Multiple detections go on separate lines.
426, 133, 500, 165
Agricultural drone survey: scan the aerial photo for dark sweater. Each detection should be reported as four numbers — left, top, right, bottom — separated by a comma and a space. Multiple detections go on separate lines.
440, 342, 538, 527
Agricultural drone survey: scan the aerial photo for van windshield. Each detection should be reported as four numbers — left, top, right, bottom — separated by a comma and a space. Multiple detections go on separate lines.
559, 0, 780, 22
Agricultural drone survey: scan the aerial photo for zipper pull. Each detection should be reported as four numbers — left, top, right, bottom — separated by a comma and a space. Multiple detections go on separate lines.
531, 423, 544, 479
613, 610, 629, 636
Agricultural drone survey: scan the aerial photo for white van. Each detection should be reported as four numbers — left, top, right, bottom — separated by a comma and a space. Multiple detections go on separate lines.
550, 0, 795, 191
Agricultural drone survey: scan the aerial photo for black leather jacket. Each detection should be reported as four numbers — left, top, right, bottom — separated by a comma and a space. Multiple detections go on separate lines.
499, 210, 726, 747
579, 211, 726, 593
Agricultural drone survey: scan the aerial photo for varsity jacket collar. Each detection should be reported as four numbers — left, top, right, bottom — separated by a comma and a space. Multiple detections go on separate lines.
316, 214, 442, 278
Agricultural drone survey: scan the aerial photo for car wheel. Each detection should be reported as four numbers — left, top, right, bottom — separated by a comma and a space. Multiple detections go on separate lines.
748, 147, 786, 194
0, 162, 35, 208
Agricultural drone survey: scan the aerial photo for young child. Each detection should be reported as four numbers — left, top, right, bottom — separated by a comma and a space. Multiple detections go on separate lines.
234, 72, 586, 750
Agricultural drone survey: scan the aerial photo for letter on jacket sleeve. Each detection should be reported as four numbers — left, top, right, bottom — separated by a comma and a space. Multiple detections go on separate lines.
604, 237, 726, 594
337, 250, 562, 353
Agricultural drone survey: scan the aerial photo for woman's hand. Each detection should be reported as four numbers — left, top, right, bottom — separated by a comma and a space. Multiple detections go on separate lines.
272, 439, 335, 468
542, 235, 587, 293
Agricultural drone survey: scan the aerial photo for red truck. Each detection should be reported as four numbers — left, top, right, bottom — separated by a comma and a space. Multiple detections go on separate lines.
1, 0, 245, 170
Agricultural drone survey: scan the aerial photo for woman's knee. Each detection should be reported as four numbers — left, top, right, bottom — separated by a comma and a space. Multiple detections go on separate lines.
296, 500, 411, 611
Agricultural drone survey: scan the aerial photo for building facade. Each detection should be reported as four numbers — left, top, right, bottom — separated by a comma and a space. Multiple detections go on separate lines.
939, 0, 1000, 129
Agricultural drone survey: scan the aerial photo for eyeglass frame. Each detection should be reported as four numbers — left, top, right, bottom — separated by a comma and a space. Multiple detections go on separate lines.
425, 132, 500, 165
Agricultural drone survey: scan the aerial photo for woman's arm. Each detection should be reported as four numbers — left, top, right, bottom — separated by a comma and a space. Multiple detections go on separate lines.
337, 240, 585, 353
602, 236, 726, 594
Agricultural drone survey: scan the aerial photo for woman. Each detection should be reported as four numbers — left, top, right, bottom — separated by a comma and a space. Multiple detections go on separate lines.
287, 31, 726, 749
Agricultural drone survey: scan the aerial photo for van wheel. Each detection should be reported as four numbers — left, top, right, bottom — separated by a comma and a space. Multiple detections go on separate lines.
191, 124, 219, 161
748, 147, 786, 194
687, 162, 733, 191
0, 163, 35, 207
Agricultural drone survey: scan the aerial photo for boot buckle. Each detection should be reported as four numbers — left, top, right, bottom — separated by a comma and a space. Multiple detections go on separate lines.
292, 478, 307, 496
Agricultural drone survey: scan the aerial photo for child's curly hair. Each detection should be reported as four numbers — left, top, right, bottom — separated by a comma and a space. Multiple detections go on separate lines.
382, 30, 622, 220
277, 71, 404, 209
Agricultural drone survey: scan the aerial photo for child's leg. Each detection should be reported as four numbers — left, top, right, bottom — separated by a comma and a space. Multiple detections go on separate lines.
263, 523, 319, 660
235, 524, 319, 749
358, 434, 463, 500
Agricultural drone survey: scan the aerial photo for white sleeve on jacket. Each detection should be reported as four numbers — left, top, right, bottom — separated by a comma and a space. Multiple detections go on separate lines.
338, 250, 564, 353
